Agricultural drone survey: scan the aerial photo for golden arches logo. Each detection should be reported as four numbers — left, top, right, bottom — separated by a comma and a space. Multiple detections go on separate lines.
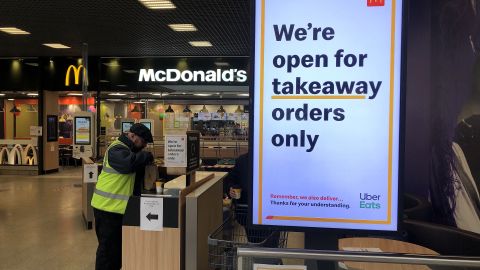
65, 65, 87, 86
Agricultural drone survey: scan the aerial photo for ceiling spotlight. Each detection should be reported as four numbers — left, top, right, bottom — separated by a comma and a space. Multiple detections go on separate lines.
169, 24, 197, 32
43, 43, 71, 49
215, 62, 230, 67
0, 27, 30, 35
189, 41, 213, 47
123, 70, 138, 74
138, 0, 176, 9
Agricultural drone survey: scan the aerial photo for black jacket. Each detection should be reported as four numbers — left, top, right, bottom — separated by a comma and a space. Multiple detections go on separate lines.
223, 153, 249, 205
107, 134, 152, 174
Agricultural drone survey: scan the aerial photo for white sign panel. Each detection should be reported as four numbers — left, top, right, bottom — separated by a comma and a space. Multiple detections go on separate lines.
140, 197, 163, 231
198, 112, 212, 121
29, 126, 42, 136
83, 163, 98, 183
164, 135, 187, 167
252, 0, 402, 231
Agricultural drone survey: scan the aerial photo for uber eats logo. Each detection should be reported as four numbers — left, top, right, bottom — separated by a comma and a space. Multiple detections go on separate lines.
359, 193, 381, 209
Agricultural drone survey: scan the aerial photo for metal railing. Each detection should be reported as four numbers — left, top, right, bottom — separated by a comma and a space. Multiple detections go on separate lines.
237, 247, 480, 269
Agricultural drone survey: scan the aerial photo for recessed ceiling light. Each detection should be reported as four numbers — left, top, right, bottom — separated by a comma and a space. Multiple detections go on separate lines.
123, 70, 138, 74
168, 24, 197, 32
108, 93, 127, 96
151, 93, 169, 96
194, 93, 212, 97
0, 94, 5, 96
215, 62, 230, 67
138, 0, 176, 9
8, 99, 15, 101
189, 41, 213, 47
25, 62, 39, 67
134, 101, 146, 104
0, 27, 30, 35
102, 62, 120, 67
100, 80, 110, 83
27, 93, 38, 96
238, 93, 249, 97
67, 93, 83, 96
43, 43, 70, 49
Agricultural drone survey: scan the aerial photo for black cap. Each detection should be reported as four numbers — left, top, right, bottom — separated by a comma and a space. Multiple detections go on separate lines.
130, 123, 153, 143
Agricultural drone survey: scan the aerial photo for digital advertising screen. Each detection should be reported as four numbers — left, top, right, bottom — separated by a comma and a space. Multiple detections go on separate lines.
74, 117, 91, 145
122, 121, 134, 133
140, 122, 151, 131
251, 0, 404, 231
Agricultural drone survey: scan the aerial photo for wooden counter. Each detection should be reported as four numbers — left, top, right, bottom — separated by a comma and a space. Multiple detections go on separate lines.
122, 172, 226, 270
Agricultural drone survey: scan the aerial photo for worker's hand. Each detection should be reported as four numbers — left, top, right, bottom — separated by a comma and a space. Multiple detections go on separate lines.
145, 152, 154, 164
229, 188, 237, 199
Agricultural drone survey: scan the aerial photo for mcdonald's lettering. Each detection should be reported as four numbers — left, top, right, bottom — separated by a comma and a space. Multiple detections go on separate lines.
367, 0, 385, 6
65, 65, 87, 86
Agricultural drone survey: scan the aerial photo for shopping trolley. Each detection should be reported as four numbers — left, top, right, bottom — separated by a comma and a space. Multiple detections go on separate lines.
208, 205, 288, 270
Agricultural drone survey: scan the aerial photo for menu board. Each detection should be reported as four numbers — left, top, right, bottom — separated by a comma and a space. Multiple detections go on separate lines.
74, 117, 91, 145
251, 0, 403, 231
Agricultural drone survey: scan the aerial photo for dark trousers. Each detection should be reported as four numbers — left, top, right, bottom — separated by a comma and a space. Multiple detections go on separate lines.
93, 208, 124, 270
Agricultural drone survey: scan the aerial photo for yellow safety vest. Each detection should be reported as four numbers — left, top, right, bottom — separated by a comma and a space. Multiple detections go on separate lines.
91, 140, 136, 214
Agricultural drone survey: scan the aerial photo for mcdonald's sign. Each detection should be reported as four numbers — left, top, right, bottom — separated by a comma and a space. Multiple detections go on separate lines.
367, 0, 385, 6
65, 65, 87, 86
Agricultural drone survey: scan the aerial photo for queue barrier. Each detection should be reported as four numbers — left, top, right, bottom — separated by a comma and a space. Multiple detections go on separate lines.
236, 247, 480, 270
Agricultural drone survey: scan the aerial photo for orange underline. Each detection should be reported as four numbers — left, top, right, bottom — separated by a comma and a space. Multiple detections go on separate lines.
271, 95, 366, 100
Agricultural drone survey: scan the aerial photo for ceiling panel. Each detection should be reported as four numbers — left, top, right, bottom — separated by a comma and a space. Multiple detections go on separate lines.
0, 0, 250, 57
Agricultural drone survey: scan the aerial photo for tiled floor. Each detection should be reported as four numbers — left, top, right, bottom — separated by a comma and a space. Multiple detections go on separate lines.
0, 167, 306, 270
0, 168, 97, 270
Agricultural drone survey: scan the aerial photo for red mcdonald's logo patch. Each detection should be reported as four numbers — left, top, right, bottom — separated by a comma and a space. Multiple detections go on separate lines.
368, 0, 385, 6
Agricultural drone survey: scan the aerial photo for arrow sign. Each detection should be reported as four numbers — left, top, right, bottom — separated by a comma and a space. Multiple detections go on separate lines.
146, 213, 159, 221
83, 163, 98, 183
140, 197, 163, 231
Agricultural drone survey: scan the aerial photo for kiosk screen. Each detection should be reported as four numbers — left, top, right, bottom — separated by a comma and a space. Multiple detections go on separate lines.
74, 117, 91, 145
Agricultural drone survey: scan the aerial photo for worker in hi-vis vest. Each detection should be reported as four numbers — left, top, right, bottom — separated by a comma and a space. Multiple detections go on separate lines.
91, 123, 153, 270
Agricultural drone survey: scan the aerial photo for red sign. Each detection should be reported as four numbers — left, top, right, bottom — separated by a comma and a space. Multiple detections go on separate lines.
367, 0, 385, 6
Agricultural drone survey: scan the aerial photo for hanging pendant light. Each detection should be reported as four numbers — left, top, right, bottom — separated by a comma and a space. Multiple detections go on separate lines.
183, 105, 191, 113
131, 105, 142, 113
200, 105, 209, 113
26, 104, 37, 112
10, 106, 21, 116
235, 105, 243, 113
217, 105, 226, 113
166, 105, 174, 113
